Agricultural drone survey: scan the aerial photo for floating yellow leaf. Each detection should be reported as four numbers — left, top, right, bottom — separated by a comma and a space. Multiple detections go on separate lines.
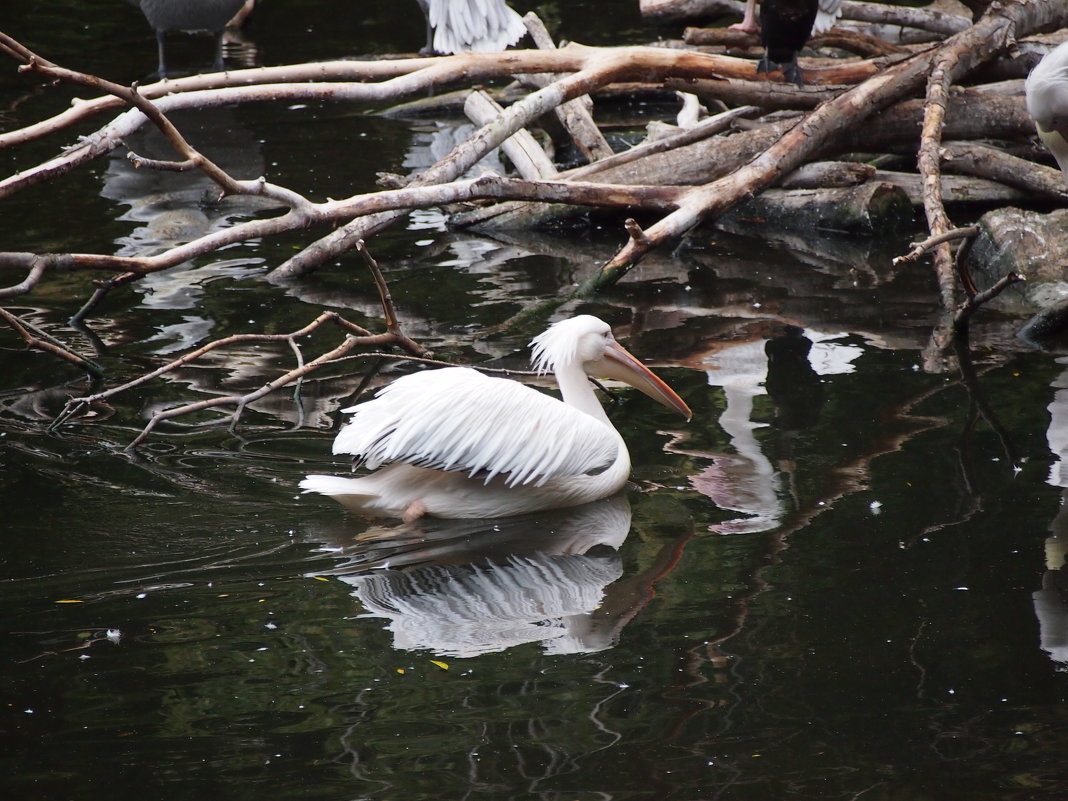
396, 668, 406, 675
312, 576, 330, 582
55, 599, 83, 604
430, 660, 449, 671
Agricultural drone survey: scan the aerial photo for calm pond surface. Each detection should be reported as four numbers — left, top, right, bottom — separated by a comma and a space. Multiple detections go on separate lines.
2, 1, 1068, 799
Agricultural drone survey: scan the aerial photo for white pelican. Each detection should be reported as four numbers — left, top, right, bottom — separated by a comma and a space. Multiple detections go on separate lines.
415, 0, 526, 55
1026, 40, 1068, 183
300, 315, 691, 521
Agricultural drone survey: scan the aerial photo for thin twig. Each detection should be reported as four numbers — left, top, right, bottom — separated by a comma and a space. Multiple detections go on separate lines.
953, 271, 1024, 331
892, 225, 979, 267
53, 312, 370, 428
125, 334, 371, 449
0, 307, 103, 376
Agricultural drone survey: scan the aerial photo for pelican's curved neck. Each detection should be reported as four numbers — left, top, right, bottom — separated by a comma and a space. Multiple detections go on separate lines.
555, 362, 611, 425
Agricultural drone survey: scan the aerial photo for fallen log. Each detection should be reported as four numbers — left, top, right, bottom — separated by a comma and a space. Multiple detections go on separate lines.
780, 161, 877, 188
718, 180, 914, 234
940, 140, 1068, 202
971, 207, 1068, 290
874, 169, 1030, 205
683, 25, 911, 58
664, 76, 845, 111
517, 13, 614, 163
465, 91, 558, 180
451, 119, 793, 229
841, 91, 1032, 152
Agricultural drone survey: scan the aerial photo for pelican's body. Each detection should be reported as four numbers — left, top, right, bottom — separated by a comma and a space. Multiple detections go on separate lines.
1026, 40, 1068, 183
415, 0, 526, 54
127, 0, 248, 75
300, 316, 690, 520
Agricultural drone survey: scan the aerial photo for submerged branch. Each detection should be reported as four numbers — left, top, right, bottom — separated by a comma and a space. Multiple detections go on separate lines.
0, 307, 104, 376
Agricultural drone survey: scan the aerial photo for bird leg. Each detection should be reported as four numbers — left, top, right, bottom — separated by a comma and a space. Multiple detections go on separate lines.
211, 30, 226, 72
402, 499, 428, 522
415, 0, 436, 55
154, 30, 168, 78
756, 53, 804, 87
729, 0, 761, 33
782, 57, 805, 87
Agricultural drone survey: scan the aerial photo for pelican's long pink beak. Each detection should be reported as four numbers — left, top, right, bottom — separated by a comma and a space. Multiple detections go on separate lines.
596, 339, 692, 420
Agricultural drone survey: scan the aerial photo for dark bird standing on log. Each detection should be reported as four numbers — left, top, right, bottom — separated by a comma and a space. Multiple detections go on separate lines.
757, 0, 819, 86
127, 0, 250, 76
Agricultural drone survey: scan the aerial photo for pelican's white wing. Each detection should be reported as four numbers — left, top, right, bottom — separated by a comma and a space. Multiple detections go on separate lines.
333, 367, 620, 488
425, 0, 526, 54
814, 0, 842, 34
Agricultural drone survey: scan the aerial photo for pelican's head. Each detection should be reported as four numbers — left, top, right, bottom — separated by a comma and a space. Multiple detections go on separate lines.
1026, 41, 1068, 180
531, 315, 691, 419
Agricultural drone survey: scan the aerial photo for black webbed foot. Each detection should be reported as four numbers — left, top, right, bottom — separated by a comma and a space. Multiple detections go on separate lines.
782, 58, 805, 87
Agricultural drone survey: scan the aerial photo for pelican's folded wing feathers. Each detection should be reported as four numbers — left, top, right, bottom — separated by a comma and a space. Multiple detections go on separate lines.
332, 368, 619, 487
426, 0, 525, 54
814, 0, 842, 34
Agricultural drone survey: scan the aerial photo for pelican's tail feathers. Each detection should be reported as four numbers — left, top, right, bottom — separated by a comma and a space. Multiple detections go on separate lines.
299, 475, 378, 511
427, 0, 526, 54
813, 0, 843, 34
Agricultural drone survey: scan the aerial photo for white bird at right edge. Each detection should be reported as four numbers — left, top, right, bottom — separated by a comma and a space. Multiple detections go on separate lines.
300, 315, 691, 521
1026, 40, 1068, 183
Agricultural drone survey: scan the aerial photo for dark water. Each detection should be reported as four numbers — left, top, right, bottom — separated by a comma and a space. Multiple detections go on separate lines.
2, 1, 1067, 799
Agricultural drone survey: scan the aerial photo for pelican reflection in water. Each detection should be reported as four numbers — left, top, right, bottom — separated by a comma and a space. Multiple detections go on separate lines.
313, 495, 635, 657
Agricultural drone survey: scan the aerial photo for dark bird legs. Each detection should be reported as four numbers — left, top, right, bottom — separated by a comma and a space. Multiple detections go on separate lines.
757, 0, 818, 87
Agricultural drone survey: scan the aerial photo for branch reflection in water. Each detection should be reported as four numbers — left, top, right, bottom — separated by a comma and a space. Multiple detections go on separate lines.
309, 494, 640, 657
100, 107, 282, 354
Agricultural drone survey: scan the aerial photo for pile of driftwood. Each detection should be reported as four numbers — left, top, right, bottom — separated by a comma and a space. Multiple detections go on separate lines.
1, 0, 1067, 441
640, 0, 1068, 338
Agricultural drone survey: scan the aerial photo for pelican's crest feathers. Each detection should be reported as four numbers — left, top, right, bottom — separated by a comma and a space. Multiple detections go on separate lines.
530, 315, 611, 376
1027, 41, 1068, 131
